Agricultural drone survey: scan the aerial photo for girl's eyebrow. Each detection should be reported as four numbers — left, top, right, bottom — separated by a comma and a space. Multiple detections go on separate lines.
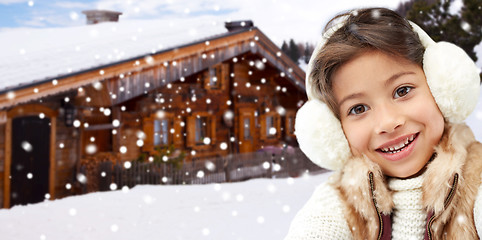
338, 92, 365, 108
384, 71, 416, 87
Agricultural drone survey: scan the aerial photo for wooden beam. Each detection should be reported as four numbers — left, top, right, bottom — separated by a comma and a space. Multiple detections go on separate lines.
3, 118, 11, 208
49, 117, 56, 200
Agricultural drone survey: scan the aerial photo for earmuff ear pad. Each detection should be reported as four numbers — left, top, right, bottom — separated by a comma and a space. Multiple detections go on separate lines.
423, 41, 480, 123
295, 99, 351, 170
295, 20, 480, 171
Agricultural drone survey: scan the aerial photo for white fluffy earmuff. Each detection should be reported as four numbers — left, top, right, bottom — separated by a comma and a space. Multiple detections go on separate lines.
295, 17, 480, 171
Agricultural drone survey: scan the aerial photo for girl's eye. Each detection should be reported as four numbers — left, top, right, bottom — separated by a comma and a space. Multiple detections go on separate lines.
394, 86, 413, 98
349, 104, 369, 115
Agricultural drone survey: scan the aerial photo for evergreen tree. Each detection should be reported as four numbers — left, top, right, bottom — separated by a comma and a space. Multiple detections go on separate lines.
304, 42, 315, 64
281, 41, 289, 55
396, 0, 481, 62
288, 39, 301, 64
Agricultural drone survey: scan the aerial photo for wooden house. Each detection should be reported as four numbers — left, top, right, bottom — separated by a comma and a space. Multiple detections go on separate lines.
0, 12, 307, 208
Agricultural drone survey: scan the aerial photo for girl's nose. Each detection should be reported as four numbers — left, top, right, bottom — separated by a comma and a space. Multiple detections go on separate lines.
375, 104, 405, 134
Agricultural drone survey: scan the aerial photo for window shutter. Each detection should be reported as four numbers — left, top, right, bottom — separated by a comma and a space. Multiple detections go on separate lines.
220, 63, 229, 91
260, 115, 266, 140
173, 118, 184, 146
187, 116, 196, 147
275, 115, 281, 139
203, 69, 211, 90
142, 116, 154, 152
210, 115, 216, 145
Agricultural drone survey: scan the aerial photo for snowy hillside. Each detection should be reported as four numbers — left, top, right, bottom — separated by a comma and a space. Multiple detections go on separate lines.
0, 172, 331, 240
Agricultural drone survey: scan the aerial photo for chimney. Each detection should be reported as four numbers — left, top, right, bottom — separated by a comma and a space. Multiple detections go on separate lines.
225, 20, 254, 32
81, 10, 122, 25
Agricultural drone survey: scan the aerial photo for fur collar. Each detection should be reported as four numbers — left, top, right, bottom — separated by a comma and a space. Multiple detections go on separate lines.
329, 123, 477, 238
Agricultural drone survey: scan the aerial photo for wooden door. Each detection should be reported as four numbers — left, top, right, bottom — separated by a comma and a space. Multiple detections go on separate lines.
238, 108, 255, 153
10, 116, 50, 206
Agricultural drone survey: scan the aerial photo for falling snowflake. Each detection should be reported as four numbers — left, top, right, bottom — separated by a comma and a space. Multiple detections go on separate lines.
282, 205, 291, 213
69, 208, 77, 216
267, 184, 277, 193
119, 146, 127, 154
85, 144, 97, 154
110, 224, 119, 232
103, 108, 111, 116
124, 161, 131, 169
194, 206, 201, 212
276, 106, 286, 116
461, 21, 471, 32
136, 139, 144, 147
269, 127, 277, 135
112, 119, 120, 128
143, 195, 155, 204
236, 194, 244, 202
286, 177, 294, 185
203, 137, 211, 145
220, 142, 228, 150
262, 161, 271, 170
7, 91, 15, 100
205, 161, 216, 171
21, 141, 33, 152
371, 9, 381, 19
73, 120, 81, 128
110, 183, 117, 191
77, 173, 87, 184
197, 170, 205, 178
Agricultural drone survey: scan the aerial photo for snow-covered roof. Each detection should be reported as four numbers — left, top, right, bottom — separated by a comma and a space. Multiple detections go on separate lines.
0, 16, 228, 93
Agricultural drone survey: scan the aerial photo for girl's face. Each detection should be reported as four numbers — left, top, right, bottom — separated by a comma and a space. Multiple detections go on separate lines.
333, 50, 444, 178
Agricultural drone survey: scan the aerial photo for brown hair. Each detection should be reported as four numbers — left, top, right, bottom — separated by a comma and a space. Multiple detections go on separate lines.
310, 8, 425, 118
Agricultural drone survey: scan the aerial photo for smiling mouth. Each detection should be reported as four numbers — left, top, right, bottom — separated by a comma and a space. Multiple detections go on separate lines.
377, 133, 419, 154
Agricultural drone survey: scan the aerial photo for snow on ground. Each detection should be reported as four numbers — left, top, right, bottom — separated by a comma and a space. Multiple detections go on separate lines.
0, 171, 331, 240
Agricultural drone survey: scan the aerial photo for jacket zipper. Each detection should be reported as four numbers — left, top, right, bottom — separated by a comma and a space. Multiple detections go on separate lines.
426, 173, 459, 240
368, 172, 383, 240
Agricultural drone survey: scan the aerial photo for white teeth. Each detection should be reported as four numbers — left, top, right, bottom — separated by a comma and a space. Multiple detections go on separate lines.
380, 134, 416, 154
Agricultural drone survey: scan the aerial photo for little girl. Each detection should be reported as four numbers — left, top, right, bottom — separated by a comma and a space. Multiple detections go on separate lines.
285, 8, 481, 239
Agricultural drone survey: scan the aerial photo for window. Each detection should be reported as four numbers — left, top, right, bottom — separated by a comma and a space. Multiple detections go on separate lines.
260, 112, 280, 141
285, 111, 296, 137
204, 63, 228, 91
195, 116, 209, 144
208, 68, 219, 89
265, 115, 275, 138
243, 117, 251, 140
154, 119, 169, 146
143, 112, 182, 153
187, 113, 216, 148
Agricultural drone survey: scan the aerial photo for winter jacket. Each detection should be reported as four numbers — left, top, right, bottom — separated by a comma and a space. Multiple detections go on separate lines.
285, 123, 482, 239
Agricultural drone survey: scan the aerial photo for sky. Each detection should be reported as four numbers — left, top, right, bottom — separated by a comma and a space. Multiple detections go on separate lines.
0, 0, 411, 45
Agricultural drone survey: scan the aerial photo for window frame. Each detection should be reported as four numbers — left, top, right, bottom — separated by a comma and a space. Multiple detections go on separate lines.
260, 111, 281, 142
187, 112, 216, 150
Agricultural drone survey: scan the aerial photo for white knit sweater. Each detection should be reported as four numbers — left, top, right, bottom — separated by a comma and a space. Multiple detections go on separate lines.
388, 175, 425, 240
285, 174, 482, 239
